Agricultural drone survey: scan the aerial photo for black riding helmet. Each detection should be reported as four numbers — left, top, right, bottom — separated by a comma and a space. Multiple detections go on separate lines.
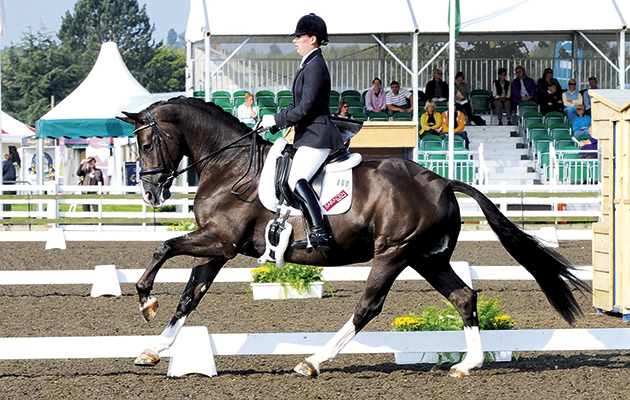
291, 13, 329, 45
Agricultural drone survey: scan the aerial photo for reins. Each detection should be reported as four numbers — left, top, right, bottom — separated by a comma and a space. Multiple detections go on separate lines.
134, 108, 266, 195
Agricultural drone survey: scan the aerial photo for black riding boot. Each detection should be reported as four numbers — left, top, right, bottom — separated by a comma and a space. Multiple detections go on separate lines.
292, 179, 331, 252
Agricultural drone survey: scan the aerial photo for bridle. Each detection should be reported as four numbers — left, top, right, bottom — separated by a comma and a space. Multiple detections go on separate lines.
133, 108, 265, 194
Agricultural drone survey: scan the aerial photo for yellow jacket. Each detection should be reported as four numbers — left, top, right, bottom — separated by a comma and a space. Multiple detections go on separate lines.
441, 110, 466, 133
419, 112, 442, 135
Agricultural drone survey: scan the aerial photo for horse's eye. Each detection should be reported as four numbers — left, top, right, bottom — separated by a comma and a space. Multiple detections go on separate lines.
141, 142, 153, 153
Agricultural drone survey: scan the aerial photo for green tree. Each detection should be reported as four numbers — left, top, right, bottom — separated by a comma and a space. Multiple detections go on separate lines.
1, 28, 81, 125
144, 47, 186, 93
57, 0, 159, 87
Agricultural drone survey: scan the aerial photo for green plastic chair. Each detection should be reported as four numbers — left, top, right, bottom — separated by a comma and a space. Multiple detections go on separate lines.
212, 90, 231, 99
368, 112, 390, 121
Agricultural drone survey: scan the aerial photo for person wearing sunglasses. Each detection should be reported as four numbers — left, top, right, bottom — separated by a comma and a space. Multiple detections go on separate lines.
536, 67, 562, 98
333, 101, 353, 119
562, 79, 583, 114
425, 68, 448, 101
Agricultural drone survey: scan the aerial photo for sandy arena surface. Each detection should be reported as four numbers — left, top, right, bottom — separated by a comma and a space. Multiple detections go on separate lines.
0, 240, 629, 399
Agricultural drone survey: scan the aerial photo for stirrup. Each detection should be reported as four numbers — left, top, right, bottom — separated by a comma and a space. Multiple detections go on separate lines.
292, 232, 331, 253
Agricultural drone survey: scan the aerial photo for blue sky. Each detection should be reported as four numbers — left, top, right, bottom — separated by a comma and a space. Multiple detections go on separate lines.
1, 0, 190, 48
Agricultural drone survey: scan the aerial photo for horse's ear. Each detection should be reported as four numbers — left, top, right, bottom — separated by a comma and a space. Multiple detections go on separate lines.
117, 111, 141, 125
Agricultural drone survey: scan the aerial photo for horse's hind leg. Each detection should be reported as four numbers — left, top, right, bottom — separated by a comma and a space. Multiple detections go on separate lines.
294, 259, 406, 377
135, 257, 225, 366
411, 260, 483, 377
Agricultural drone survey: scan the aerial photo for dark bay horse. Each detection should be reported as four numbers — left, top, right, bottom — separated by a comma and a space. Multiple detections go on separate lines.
118, 97, 587, 378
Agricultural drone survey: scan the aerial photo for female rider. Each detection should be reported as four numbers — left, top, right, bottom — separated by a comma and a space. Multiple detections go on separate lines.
261, 13, 344, 252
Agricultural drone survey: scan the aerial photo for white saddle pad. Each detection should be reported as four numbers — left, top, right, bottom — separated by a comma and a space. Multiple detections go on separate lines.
258, 137, 361, 216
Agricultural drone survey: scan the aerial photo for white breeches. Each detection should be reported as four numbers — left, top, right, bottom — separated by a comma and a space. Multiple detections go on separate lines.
288, 146, 331, 190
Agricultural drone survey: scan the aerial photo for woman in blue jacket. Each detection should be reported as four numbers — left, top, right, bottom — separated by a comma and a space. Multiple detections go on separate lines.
261, 13, 344, 252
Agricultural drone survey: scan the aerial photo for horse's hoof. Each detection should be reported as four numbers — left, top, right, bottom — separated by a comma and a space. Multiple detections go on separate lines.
140, 296, 159, 323
448, 366, 469, 378
134, 349, 160, 367
294, 360, 319, 377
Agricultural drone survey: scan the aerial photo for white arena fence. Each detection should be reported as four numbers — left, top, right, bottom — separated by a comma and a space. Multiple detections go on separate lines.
0, 262, 603, 377
0, 182, 601, 225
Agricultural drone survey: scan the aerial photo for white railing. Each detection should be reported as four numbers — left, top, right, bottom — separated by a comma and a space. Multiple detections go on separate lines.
0, 182, 600, 224
192, 56, 630, 95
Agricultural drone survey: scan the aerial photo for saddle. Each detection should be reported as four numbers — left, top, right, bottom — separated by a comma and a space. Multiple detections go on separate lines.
274, 142, 355, 210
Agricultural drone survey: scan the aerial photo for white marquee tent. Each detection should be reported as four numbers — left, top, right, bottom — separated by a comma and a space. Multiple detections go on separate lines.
1, 112, 35, 145
34, 42, 156, 185
36, 42, 154, 139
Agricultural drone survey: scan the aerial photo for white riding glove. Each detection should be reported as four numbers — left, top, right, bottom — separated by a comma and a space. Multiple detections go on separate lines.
261, 114, 277, 130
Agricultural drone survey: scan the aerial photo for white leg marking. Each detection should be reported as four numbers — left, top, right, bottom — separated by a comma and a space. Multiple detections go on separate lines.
153, 316, 187, 353
305, 315, 357, 372
451, 326, 484, 376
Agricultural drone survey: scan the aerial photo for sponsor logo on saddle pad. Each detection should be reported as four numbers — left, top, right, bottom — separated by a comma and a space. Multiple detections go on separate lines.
323, 190, 348, 211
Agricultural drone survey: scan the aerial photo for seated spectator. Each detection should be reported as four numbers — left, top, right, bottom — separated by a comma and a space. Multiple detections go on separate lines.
333, 101, 353, 119
583, 76, 598, 115
576, 125, 598, 159
538, 82, 564, 115
386, 80, 413, 117
569, 104, 591, 138
562, 79, 582, 114
425, 69, 448, 101
492, 68, 512, 125
454, 71, 485, 125
441, 105, 470, 149
365, 78, 387, 115
236, 93, 258, 124
536, 67, 562, 97
510, 65, 537, 109
419, 100, 442, 138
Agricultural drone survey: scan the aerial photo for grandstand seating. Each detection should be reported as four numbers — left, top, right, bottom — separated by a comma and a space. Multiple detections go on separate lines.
368, 112, 389, 121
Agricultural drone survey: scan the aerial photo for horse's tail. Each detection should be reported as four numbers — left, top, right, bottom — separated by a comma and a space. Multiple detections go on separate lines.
449, 179, 589, 324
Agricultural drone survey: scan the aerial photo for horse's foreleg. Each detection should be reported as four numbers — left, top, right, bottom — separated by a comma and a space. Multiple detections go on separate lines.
295, 260, 404, 377
137, 229, 218, 322
415, 261, 483, 377
135, 257, 225, 366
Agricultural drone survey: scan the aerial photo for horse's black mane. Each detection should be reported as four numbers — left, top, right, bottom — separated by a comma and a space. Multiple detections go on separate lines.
149, 96, 251, 131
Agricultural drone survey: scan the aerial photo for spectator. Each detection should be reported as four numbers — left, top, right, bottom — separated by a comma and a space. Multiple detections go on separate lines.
441, 104, 470, 149
364, 78, 387, 115
77, 157, 104, 212
333, 101, 353, 119
569, 104, 591, 138
419, 100, 442, 138
425, 69, 448, 100
454, 71, 486, 125
576, 125, 598, 159
583, 76, 598, 115
492, 68, 512, 125
386, 80, 413, 117
536, 67, 562, 97
510, 65, 537, 109
2, 153, 16, 214
236, 93, 258, 125
562, 79, 582, 114
538, 82, 564, 115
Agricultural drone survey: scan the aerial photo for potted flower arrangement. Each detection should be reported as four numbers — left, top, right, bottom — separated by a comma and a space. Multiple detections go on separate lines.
246, 262, 334, 300
391, 293, 516, 364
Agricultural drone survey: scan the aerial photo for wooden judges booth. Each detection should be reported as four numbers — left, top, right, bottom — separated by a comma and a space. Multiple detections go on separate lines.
285, 121, 417, 160
590, 90, 630, 317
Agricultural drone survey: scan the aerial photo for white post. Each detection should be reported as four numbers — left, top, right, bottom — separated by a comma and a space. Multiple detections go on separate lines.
412, 31, 419, 163
447, 0, 456, 179
204, 34, 211, 101
620, 29, 626, 90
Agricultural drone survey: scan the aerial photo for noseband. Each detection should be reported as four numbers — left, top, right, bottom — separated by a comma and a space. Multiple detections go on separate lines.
134, 108, 264, 193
